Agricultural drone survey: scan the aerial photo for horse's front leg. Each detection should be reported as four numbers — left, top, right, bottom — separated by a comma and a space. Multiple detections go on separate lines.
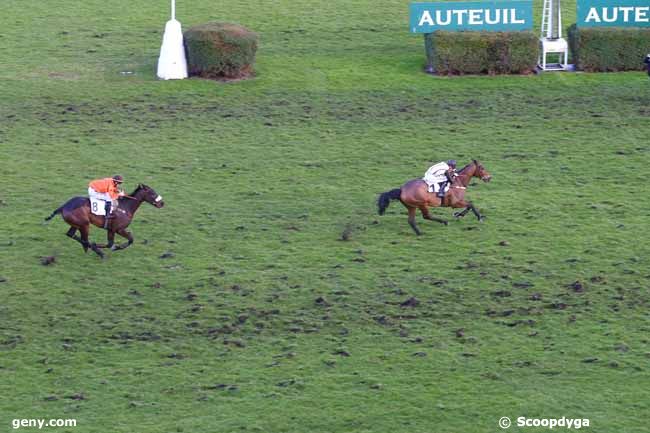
452, 199, 484, 221
469, 203, 485, 222
451, 198, 470, 218
112, 229, 134, 251
95, 231, 115, 249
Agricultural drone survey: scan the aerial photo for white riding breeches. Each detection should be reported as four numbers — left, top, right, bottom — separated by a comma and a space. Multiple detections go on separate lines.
88, 188, 116, 209
88, 188, 112, 202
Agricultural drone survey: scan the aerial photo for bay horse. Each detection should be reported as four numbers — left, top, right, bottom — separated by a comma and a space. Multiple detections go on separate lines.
44, 184, 164, 258
377, 160, 491, 235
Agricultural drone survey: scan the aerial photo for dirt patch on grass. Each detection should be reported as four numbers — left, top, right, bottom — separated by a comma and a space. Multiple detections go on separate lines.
47, 72, 81, 80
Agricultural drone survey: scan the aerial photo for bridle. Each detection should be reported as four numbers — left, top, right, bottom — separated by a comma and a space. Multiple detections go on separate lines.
451, 162, 488, 188
476, 164, 491, 182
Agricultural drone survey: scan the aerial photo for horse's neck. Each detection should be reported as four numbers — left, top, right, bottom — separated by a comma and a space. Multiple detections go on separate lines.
455, 165, 475, 187
120, 191, 144, 215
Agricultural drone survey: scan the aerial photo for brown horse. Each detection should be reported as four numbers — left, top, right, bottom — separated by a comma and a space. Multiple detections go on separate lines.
377, 160, 491, 235
44, 184, 164, 258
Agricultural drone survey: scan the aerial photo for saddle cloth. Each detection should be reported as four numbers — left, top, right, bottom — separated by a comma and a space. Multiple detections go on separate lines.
426, 182, 450, 194
89, 197, 107, 216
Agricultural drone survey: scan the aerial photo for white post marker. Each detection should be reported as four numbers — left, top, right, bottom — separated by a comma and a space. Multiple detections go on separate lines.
157, 0, 188, 80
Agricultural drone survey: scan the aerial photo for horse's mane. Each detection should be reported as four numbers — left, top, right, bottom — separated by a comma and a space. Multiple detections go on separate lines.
129, 184, 148, 196
458, 160, 479, 174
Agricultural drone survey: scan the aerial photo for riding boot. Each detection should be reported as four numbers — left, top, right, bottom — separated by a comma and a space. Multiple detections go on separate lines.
437, 182, 447, 198
104, 202, 113, 229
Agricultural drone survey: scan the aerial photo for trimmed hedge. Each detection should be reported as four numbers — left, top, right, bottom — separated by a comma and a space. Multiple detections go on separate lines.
425, 31, 538, 75
568, 25, 650, 72
184, 22, 258, 79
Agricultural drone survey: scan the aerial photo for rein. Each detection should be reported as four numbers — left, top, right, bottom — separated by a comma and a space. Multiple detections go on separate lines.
116, 207, 133, 218
452, 162, 478, 189
117, 192, 141, 218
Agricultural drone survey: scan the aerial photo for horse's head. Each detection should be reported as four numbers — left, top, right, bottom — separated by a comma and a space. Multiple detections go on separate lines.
473, 160, 492, 183
135, 184, 165, 208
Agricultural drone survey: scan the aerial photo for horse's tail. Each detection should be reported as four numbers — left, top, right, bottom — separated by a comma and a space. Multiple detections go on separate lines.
44, 205, 63, 222
378, 188, 402, 215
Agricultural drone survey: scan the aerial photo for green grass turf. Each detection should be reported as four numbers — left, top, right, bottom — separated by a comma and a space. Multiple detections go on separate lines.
1, 1, 649, 432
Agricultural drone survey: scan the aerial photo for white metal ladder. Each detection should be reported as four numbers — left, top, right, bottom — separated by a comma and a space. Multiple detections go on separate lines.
541, 0, 552, 39
538, 0, 568, 71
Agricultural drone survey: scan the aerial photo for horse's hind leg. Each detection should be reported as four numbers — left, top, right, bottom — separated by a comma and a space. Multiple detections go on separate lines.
407, 207, 422, 236
66, 227, 79, 242
420, 207, 448, 226
66, 227, 88, 251
80, 225, 104, 258
67, 226, 88, 253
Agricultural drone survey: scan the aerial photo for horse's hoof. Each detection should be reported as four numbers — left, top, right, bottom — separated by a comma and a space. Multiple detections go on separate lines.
111, 245, 118, 251
479, 216, 486, 223
442, 220, 449, 226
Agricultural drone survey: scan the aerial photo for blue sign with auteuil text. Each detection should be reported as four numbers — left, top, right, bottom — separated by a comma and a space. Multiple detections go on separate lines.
577, 0, 650, 27
410, 1, 533, 33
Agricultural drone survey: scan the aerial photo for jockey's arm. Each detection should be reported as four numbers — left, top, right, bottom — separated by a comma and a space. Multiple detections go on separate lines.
445, 169, 456, 182
107, 181, 124, 200
108, 187, 121, 201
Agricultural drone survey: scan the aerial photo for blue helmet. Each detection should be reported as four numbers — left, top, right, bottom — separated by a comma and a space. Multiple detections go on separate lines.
447, 160, 457, 167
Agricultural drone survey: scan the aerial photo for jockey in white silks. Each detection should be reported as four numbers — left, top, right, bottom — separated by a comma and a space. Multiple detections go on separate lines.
423, 160, 457, 197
